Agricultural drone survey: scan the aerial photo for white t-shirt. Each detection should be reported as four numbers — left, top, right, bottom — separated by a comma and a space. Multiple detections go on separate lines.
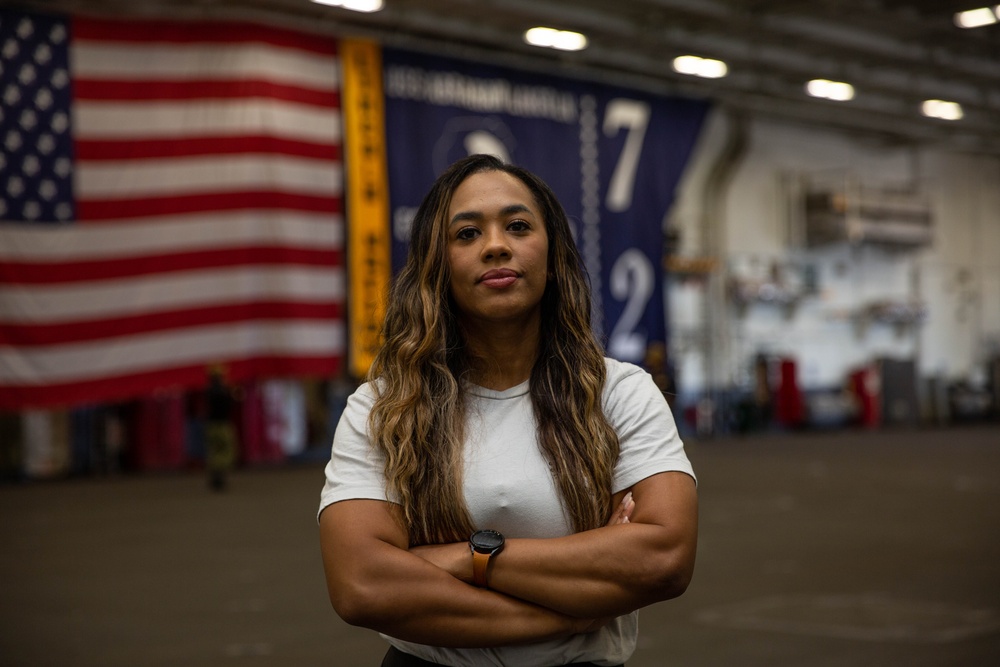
318, 358, 695, 667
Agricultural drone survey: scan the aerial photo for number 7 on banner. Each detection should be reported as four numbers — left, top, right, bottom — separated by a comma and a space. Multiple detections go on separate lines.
603, 99, 651, 213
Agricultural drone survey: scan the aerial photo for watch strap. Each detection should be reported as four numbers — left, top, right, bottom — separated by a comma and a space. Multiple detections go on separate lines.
472, 550, 491, 588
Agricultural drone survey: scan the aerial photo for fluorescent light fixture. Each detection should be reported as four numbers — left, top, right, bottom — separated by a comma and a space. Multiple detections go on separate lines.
672, 55, 728, 79
954, 7, 998, 28
806, 78, 855, 101
921, 99, 964, 120
310, 0, 384, 12
524, 27, 588, 52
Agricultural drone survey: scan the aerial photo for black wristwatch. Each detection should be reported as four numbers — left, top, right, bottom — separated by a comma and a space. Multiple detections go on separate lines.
469, 529, 505, 588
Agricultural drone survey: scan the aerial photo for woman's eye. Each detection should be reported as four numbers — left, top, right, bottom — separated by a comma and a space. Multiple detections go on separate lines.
456, 227, 479, 241
508, 220, 530, 232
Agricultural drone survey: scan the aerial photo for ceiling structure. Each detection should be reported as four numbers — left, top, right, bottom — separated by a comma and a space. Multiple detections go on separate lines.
19, 0, 1000, 155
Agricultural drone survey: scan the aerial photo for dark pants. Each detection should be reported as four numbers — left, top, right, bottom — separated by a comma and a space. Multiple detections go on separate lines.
382, 646, 623, 667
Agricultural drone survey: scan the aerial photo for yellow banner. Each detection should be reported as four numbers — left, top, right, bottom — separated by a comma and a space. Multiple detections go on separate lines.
341, 40, 391, 379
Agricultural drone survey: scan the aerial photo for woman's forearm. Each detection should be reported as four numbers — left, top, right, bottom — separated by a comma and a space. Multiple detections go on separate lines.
490, 522, 693, 617
412, 472, 698, 618
319, 500, 602, 647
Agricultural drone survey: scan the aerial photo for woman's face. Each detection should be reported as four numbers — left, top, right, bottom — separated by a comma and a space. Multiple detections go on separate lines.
445, 170, 550, 329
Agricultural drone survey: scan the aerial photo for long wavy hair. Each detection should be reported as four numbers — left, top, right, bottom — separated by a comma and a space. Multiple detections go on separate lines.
368, 154, 619, 546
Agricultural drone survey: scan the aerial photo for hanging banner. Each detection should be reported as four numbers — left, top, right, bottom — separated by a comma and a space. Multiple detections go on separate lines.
341, 40, 392, 378
382, 49, 708, 366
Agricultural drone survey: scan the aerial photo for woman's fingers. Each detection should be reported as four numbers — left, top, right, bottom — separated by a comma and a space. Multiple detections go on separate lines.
607, 491, 634, 526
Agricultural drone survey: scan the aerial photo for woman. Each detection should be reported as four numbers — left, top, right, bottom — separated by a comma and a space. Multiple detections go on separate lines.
318, 154, 697, 667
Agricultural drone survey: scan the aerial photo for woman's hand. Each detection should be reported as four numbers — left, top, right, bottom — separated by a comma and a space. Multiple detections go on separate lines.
606, 490, 634, 526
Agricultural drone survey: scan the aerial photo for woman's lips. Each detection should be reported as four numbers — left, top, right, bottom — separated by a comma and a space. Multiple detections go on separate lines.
479, 269, 518, 288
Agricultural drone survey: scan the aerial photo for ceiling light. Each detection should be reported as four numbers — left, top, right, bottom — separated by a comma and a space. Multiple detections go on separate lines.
806, 79, 855, 101
672, 55, 728, 79
524, 27, 588, 52
953, 7, 998, 28
310, 0, 384, 12
921, 99, 964, 121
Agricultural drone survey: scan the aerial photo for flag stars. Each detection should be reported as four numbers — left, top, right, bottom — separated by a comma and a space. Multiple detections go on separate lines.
17, 17, 35, 40
49, 24, 66, 44
54, 157, 71, 178
22, 154, 40, 177
5, 129, 23, 152
3, 37, 20, 60
35, 88, 53, 111
4, 84, 21, 106
51, 111, 68, 134
55, 202, 71, 220
19, 62, 37, 85
34, 43, 52, 65
37, 133, 54, 154
39, 179, 56, 200
20, 108, 38, 131
7, 175, 25, 197
51, 68, 68, 89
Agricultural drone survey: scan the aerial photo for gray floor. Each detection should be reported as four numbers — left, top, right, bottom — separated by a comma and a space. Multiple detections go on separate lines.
1, 425, 998, 666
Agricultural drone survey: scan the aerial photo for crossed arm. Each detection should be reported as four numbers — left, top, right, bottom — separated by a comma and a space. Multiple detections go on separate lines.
318, 471, 697, 648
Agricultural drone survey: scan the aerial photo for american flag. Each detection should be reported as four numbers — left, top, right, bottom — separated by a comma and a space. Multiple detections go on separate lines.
0, 10, 345, 410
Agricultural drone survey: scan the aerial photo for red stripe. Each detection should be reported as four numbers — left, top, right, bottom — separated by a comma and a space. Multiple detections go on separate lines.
0, 302, 343, 346
0, 247, 342, 284
77, 192, 341, 221
0, 355, 341, 411
74, 79, 340, 107
75, 136, 341, 161
73, 17, 339, 57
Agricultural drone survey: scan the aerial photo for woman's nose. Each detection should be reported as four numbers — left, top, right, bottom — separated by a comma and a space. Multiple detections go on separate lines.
480, 227, 511, 260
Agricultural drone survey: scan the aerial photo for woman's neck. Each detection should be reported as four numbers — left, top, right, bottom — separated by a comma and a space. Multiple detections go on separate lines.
461, 320, 540, 391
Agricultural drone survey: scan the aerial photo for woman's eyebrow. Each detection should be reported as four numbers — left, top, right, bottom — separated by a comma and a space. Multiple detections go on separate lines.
449, 204, 532, 227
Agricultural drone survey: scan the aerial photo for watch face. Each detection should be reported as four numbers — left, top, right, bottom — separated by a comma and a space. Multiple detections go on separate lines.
471, 529, 504, 552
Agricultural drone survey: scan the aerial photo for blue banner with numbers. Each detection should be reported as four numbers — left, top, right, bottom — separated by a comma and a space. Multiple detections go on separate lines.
383, 48, 708, 367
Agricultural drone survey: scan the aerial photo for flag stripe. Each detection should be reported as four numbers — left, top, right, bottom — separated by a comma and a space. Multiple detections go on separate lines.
73, 43, 338, 89
0, 301, 342, 346
0, 246, 342, 284
0, 356, 339, 410
74, 99, 341, 142
76, 191, 340, 220
0, 213, 342, 261
78, 154, 341, 198
76, 136, 342, 161
75, 78, 341, 107
1, 321, 343, 383
73, 18, 339, 55
1, 266, 344, 323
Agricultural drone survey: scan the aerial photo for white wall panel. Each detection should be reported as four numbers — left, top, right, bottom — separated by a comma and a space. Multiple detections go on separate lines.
669, 108, 1000, 396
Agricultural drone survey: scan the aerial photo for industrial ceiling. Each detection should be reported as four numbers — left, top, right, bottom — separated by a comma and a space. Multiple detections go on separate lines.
16, 0, 1000, 155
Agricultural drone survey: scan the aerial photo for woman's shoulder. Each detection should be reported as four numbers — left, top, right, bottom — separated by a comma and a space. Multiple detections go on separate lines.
340, 380, 379, 412
602, 357, 647, 389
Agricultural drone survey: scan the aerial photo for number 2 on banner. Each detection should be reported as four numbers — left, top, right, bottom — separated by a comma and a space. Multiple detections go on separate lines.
608, 249, 654, 362
603, 99, 650, 212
